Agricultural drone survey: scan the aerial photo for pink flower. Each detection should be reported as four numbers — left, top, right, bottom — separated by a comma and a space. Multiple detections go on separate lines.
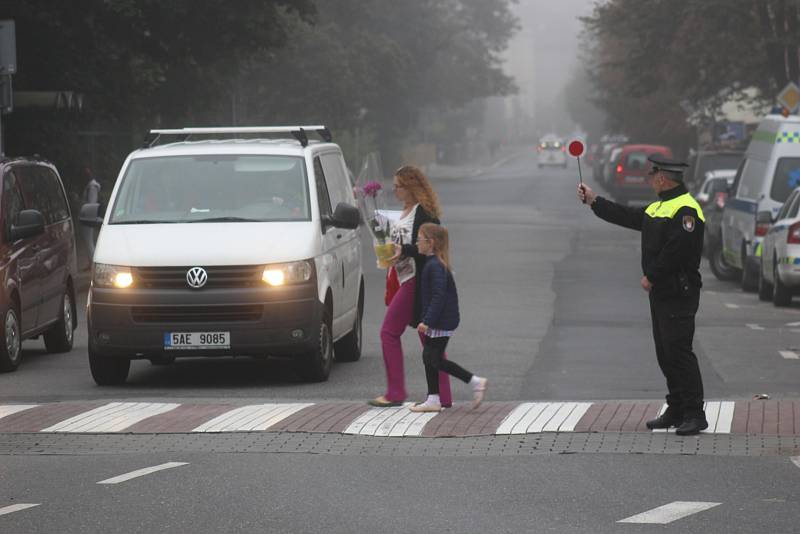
362, 181, 383, 198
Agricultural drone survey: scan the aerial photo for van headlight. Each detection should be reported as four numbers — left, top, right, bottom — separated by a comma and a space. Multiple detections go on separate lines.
93, 263, 134, 289
262, 261, 313, 286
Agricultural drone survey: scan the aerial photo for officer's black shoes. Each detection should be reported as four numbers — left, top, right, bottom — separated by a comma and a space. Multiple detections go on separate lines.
675, 418, 709, 436
645, 413, 683, 430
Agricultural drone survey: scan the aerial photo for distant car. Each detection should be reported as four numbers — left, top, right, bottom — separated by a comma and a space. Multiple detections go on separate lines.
602, 146, 624, 190
695, 169, 736, 210
700, 170, 739, 281
537, 135, 567, 168
0, 157, 79, 372
687, 150, 744, 193
758, 186, 800, 306
609, 144, 674, 205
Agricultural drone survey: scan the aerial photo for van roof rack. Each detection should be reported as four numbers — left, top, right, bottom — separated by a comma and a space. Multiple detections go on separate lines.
146, 126, 332, 148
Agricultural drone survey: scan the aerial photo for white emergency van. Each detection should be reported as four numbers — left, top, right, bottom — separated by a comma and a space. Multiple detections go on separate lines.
79, 126, 364, 385
721, 114, 800, 290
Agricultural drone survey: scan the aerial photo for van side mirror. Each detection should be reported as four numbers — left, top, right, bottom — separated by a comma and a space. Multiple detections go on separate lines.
325, 203, 361, 230
9, 209, 45, 241
756, 210, 774, 225
79, 203, 104, 228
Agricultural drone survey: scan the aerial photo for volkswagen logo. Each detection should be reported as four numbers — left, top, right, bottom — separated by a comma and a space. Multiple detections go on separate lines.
186, 267, 208, 289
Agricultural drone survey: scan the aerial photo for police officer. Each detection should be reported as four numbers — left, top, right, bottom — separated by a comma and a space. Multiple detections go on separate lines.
576, 155, 708, 436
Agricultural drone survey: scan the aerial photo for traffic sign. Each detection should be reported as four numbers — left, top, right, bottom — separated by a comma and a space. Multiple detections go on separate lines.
777, 82, 800, 113
568, 140, 585, 158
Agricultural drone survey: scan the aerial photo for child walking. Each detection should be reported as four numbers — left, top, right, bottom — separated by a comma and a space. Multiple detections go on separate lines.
410, 223, 488, 413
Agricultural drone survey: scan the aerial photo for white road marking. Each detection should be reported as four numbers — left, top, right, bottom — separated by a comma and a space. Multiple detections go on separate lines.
191, 403, 312, 432
786, 321, 800, 327
779, 350, 799, 360
724, 303, 740, 309
746, 323, 765, 331
557, 402, 593, 431
0, 405, 37, 421
0, 504, 40, 517
528, 403, 565, 433
97, 462, 188, 484
41, 402, 180, 433
715, 402, 735, 434
618, 501, 721, 524
652, 402, 733, 433
791, 456, 800, 469
510, 403, 548, 434
495, 402, 592, 434
343, 406, 409, 435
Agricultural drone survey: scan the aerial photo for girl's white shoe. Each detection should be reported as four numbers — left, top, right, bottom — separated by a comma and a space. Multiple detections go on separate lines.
409, 401, 442, 413
472, 377, 488, 409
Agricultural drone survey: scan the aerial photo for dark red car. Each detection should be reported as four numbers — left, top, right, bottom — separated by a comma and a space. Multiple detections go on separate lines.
611, 144, 674, 204
0, 157, 78, 371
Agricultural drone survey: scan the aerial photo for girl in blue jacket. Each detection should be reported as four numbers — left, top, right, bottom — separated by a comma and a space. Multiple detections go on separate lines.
410, 223, 488, 412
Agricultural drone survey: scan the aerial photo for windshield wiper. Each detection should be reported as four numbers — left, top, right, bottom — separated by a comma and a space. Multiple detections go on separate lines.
186, 216, 262, 223
112, 220, 178, 225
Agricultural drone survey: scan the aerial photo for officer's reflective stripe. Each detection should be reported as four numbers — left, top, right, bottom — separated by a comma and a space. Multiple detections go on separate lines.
645, 193, 705, 222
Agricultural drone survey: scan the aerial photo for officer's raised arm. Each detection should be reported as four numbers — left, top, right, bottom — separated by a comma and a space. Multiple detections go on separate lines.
576, 183, 645, 231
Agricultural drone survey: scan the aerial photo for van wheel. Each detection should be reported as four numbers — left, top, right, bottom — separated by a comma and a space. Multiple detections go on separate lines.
773, 263, 793, 307
758, 260, 773, 301
88, 339, 130, 385
44, 289, 75, 353
294, 307, 332, 382
709, 242, 739, 281
335, 289, 363, 362
0, 304, 22, 372
740, 248, 758, 292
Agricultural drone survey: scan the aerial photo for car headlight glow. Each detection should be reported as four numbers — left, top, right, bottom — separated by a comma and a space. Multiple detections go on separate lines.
261, 261, 313, 286
93, 263, 134, 289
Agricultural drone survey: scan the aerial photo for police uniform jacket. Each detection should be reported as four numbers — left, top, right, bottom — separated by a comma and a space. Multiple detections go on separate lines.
591, 184, 705, 300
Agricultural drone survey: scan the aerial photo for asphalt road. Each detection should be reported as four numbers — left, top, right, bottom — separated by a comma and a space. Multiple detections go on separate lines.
2, 148, 800, 533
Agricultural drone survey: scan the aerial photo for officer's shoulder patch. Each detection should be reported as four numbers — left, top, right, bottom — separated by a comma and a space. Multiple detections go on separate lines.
682, 215, 696, 232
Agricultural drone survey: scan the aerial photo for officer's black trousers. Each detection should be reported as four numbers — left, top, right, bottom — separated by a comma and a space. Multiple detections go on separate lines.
648, 292, 705, 420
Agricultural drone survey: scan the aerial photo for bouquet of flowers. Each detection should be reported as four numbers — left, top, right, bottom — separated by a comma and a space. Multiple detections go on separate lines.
360, 181, 396, 268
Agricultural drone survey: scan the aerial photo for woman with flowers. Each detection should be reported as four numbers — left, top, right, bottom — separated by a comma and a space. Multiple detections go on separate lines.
368, 165, 453, 407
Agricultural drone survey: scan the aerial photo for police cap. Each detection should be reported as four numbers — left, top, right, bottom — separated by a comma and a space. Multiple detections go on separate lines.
647, 155, 688, 178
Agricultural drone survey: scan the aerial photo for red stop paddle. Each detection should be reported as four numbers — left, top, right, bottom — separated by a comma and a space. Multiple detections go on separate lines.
569, 140, 587, 203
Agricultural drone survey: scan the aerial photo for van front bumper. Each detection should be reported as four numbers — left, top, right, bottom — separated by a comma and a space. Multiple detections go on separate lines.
87, 284, 322, 359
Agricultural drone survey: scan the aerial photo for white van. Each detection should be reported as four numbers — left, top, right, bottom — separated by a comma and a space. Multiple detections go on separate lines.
80, 126, 364, 385
721, 114, 800, 290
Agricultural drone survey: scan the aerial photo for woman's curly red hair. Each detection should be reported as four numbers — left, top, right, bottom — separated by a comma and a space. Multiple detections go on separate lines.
394, 165, 442, 219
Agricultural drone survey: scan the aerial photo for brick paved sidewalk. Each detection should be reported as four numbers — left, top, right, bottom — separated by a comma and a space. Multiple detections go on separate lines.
0, 400, 797, 437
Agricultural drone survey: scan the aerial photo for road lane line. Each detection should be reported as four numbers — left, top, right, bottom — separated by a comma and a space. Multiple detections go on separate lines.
746, 324, 765, 331
724, 303, 740, 309
0, 405, 38, 421
787, 321, 800, 327
558, 402, 593, 431
41, 402, 179, 433
791, 456, 800, 469
0, 504, 40, 517
779, 351, 799, 360
618, 501, 721, 524
97, 462, 188, 485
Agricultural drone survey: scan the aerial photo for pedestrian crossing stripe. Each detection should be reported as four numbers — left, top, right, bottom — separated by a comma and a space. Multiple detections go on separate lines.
777, 131, 800, 143
0, 400, 794, 436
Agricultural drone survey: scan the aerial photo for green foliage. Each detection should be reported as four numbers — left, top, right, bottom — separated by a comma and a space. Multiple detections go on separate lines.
580, 0, 800, 152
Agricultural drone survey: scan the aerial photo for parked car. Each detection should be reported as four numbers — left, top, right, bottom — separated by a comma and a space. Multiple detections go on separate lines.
686, 150, 744, 193
609, 144, 674, 204
592, 134, 627, 186
537, 134, 567, 168
721, 114, 800, 291
0, 157, 78, 372
80, 125, 363, 385
702, 169, 740, 281
694, 169, 736, 210
758, 186, 800, 306
602, 146, 624, 191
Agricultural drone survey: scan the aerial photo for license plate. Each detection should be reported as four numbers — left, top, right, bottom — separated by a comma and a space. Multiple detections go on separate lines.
625, 175, 645, 183
164, 332, 230, 350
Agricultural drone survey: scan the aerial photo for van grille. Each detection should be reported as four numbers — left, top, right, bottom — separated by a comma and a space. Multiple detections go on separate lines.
131, 304, 263, 323
133, 265, 263, 289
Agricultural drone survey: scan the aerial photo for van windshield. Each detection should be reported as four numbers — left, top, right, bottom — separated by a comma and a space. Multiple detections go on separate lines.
109, 155, 310, 224
770, 157, 800, 203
